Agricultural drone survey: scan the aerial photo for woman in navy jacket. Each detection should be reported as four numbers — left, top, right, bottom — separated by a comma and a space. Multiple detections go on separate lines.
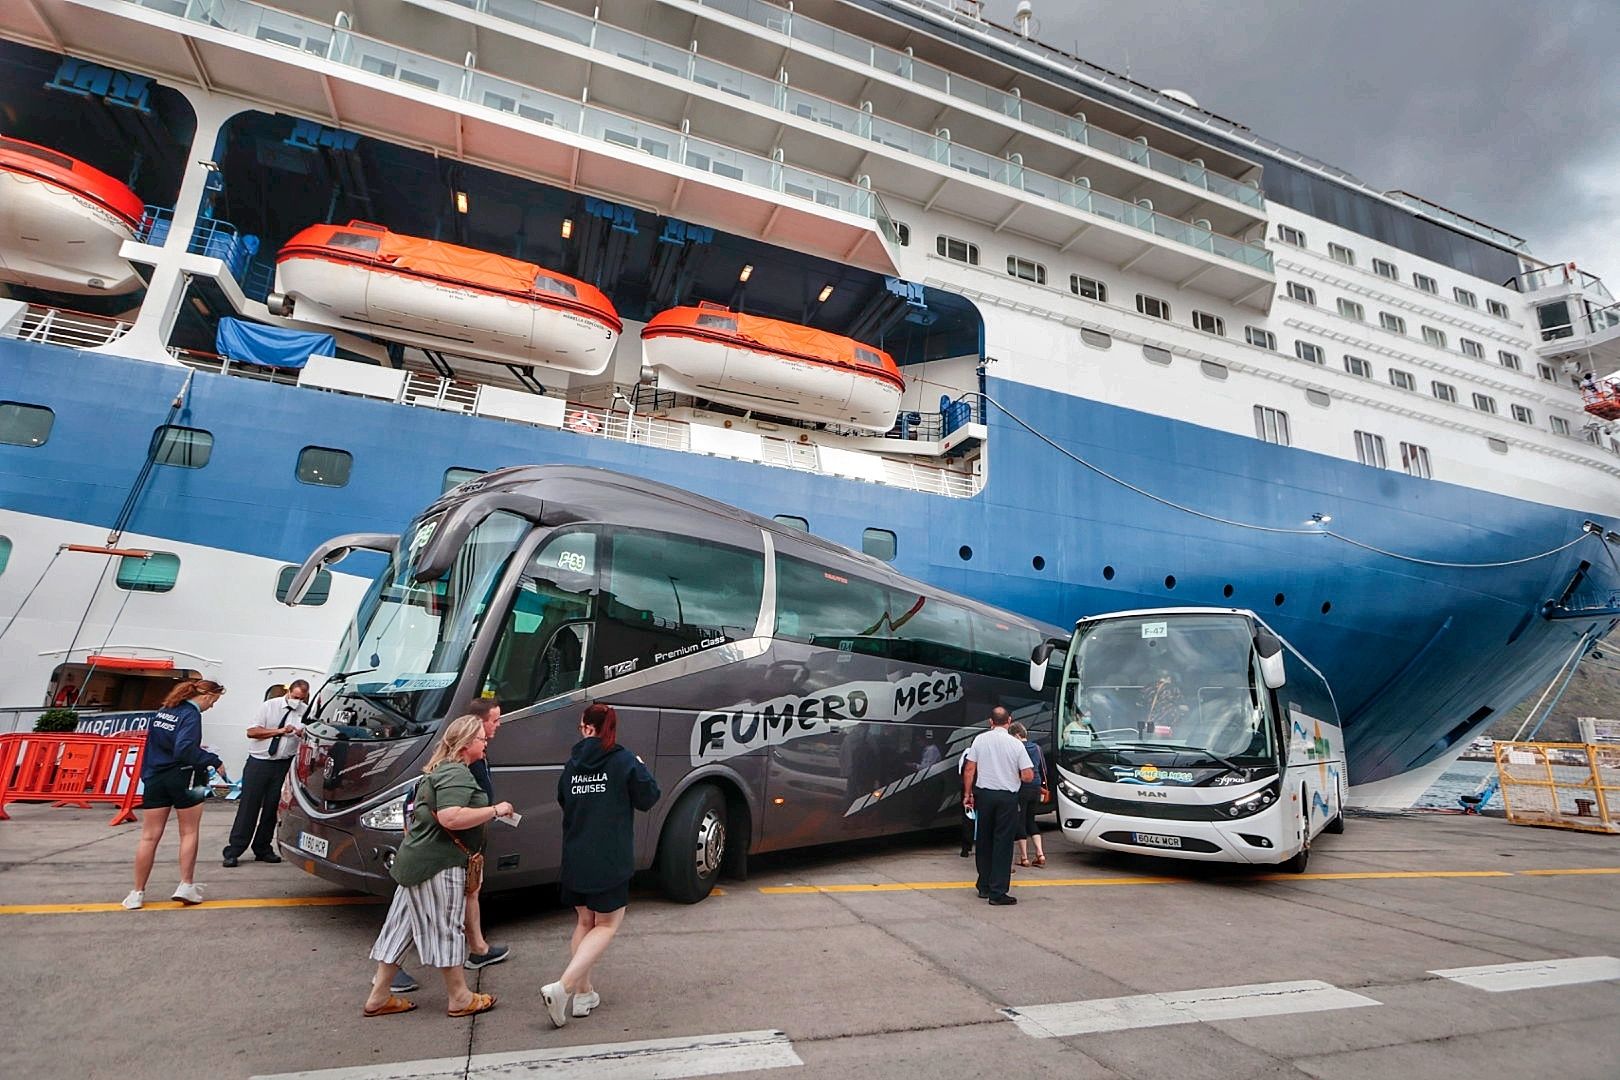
124, 678, 228, 909
540, 703, 660, 1028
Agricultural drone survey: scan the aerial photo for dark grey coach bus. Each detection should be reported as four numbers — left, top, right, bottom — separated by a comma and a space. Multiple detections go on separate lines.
275, 466, 1059, 901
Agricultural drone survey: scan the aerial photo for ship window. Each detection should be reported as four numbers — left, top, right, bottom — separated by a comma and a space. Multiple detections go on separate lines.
1460, 338, 1484, 359
1421, 325, 1447, 349
116, 552, 180, 593
936, 235, 978, 265
151, 425, 213, 469
1472, 393, 1497, 414
1328, 242, 1356, 266
1070, 275, 1107, 302
1336, 298, 1365, 322
1253, 405, 1290, 446
1413, 272, 1438, 294
1389, 368, 1416, 391
1200, 360, 1228, 380
1080, 328, 1112, 349
0, 137, 74, 169
1192, 310, 1225, 336
1498, 351, 1522, 372
327, 232, 381, 253
1286, 282, 1316, 305
1136, 294, 1171, 320
1432, 381, 1458, 403
443, 467, 484, 494
862, 528, 897, 562
1294, 341, 1325, 365
1276, 224, 1305, 247
0, 402, 54, 447
893, 222, 911, 246
1142, 345, 1172, 366
1379, 312, 1406, 335
1400, 442, 1432, 479
296, 446, 352, 487
1538, 363, 1557, 382
533, 275, 579, 297
1453, 287, 1478, 308
696, 313, 738, 331
1007, 256, 1046, 285
1538, 300, 1573, 340
275, 565, 332, 606
773, 515, 809, 533
1244, 326, 1276, 350
1511, 404, 1534, 425
1354, 431, 1387, 469
1551, 416, 1571, 436
1487, 437, 1509, 454
1372, 258, 1399, 280
1487, 299, 1511, 319
853, 347, 883, 367
1343, 355, 1373, 379
1305, 388, 1332, 407
0, 535, 9, 577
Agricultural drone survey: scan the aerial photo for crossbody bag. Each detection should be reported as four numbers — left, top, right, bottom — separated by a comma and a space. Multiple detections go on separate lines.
416, 772, 486, 895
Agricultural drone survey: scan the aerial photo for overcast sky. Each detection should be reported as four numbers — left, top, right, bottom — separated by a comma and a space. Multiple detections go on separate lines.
979, 0, 1620, 280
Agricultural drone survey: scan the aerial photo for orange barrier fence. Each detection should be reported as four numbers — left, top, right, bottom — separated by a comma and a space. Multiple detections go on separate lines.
1495, 741, 1620, 835
0, 732, 147, 825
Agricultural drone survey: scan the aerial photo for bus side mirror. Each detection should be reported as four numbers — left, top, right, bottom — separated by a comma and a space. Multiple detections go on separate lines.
1029, 642, 1055, 692
1255, 629, 1287, 690
283, 532, 399, 606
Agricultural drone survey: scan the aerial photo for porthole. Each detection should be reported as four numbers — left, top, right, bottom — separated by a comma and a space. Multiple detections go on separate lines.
1142, 345, 1172, 366
1102, 565, 1115, 581
1274, 593, 1286, 606
1321, 601, 1332, 614
1032, 555, 1046, 571
1164, 574, 1177, 589
1222, 584, 1234, 598
959, 545, 973, 561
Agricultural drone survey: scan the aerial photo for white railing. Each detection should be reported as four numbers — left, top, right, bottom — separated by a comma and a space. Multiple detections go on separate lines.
4, 306, 132, 349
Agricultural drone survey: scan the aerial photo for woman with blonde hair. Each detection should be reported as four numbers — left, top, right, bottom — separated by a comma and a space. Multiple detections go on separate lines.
124, 678, 228, 910
362, 714, 513, 1018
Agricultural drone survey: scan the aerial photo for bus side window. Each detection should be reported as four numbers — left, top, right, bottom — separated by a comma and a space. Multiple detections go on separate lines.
890, 591, 973, 670
970, 615, 1037, 680
479, 531, 598, 711
774, 555, 894, 657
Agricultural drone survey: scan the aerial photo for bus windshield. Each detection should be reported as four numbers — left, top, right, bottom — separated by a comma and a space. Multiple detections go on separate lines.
319, 511, 530, 734
1056, 613, 1276, 772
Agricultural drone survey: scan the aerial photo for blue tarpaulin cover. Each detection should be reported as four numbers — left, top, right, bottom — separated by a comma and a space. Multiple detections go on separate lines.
215, 317, 334, 370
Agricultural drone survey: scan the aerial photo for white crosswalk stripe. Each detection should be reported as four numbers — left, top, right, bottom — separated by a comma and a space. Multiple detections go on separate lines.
1003, 980, 1381, 1038
1429, 956, 1620, 993
249, 1029, 802, 1080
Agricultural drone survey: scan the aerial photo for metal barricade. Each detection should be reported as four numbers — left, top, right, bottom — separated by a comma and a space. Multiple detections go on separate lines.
0, 732, 147, 826
1494, 741, 1619, 834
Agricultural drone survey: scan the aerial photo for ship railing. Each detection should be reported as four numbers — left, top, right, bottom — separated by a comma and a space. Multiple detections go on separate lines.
120, 0, 896, 240
1510, 264, 1613, 299
136, 204, 263, 286
689, 0, 1263, 209
3, 305, 132, 349
169, 347, 304, 384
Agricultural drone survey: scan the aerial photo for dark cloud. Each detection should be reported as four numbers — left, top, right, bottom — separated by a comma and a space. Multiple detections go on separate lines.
979, 0, 1620, 275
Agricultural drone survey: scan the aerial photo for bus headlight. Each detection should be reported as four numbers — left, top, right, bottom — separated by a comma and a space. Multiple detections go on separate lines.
1057, 780, 1087, 805
1222, 780, 1281, 819
359, 796, 408, 832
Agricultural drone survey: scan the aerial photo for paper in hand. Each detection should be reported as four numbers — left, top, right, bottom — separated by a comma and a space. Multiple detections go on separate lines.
496, 812, 522, 827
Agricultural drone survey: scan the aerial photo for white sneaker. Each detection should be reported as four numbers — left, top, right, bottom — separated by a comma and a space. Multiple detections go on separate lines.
121, 890, 144, 910
171, 882, 204, 905
540, 981, 572, 1028
571, 990, 600, 1018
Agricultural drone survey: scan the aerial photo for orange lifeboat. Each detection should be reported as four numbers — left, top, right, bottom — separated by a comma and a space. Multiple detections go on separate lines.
0, 137, 144, 295
269, 222, 620, 375
641, 304, 905, 433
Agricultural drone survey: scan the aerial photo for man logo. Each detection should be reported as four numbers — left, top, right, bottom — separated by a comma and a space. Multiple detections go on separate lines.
1136, 764, 1161, 783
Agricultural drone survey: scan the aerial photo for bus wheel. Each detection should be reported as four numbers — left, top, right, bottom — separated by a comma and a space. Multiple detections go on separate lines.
658, 784, 726, 904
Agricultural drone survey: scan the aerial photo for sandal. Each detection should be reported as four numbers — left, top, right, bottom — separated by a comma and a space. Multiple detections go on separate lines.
448, 991, 497, 1018
1034, 854, 1046, 867
363, 995, 418, 1018
1016, 857, 1031, 868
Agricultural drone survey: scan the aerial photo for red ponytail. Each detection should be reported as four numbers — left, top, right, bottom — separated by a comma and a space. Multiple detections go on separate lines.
583, 702, 618, 751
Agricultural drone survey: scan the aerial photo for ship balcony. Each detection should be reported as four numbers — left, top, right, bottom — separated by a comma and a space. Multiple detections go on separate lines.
41, 0, 901, 274
1515, 265, 1620, 377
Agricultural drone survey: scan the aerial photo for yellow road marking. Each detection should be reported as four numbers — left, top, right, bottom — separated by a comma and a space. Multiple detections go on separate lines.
1516, 867, 1620, 877
758, 867, 1599, 895
0, 895, 383, 916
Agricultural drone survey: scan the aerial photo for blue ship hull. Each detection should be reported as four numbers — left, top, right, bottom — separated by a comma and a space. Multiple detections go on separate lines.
1, 339, 1614, 785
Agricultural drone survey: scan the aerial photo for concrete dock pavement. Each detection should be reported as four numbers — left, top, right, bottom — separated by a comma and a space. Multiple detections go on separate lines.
1, 803, 1617, 1079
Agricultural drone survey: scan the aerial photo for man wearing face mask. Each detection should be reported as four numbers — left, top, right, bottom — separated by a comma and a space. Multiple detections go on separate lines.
223, 679, 310, 867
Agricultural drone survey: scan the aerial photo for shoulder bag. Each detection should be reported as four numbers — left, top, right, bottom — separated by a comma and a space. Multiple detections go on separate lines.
417, 771, 486, 895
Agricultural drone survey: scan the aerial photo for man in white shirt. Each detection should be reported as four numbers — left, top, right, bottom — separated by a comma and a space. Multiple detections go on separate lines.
222, 680, 309, 867
962, 706, 1033, 906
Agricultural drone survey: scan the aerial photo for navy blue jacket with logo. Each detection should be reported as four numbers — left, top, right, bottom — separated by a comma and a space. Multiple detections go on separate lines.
557, 736, 661, 893
143, 701, 223, 779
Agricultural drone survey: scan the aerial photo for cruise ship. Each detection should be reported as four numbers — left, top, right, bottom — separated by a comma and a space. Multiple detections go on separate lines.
1, 0, 1616, 807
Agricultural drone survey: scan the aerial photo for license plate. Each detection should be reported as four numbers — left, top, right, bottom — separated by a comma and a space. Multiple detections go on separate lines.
298, 831, 329, 858
1133, 832, 1182, 849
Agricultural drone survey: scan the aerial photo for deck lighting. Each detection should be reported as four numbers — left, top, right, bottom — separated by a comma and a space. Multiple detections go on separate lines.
817, 284, 834, 302
738, 264, 754, 283
1310, 513, 1332, 525
454, 190, 469, 214
561, 217, 573, 239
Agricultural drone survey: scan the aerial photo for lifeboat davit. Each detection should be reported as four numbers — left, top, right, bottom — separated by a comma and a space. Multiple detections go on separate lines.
0, 136, 144, 295
641, 305, 905, 433
270, 222, 620, 375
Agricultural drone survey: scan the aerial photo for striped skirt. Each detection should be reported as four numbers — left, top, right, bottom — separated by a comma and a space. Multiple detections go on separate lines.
368, 866, 467, 969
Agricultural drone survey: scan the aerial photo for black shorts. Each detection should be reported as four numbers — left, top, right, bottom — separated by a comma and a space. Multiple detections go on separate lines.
141, 766, 206, 810
559, 880, 629, 914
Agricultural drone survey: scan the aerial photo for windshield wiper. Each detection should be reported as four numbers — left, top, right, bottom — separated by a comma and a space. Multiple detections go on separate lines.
1147, 743, 1245, 773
